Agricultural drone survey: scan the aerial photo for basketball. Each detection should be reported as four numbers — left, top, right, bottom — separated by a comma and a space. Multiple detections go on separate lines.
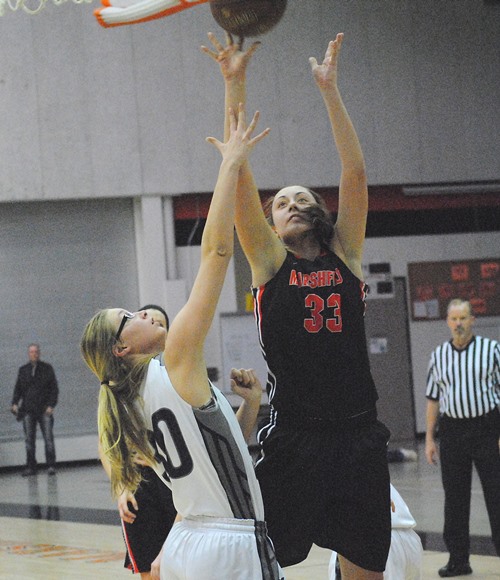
209, 0, 287, 38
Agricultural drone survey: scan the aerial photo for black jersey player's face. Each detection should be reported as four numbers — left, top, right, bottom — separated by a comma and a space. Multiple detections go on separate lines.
108, 308, 166, 356
271, 186, 317, 242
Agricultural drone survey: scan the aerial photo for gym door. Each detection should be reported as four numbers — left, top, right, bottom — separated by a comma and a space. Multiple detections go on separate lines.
364, 277, 416, 442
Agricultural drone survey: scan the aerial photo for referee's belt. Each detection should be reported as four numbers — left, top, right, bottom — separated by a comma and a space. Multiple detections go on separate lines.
442, 407, 500, 425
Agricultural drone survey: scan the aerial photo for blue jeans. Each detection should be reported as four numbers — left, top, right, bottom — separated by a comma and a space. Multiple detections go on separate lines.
23, 413, 56, 470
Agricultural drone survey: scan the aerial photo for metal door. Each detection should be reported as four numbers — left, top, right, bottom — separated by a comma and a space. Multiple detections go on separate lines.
365, 277, 416, 443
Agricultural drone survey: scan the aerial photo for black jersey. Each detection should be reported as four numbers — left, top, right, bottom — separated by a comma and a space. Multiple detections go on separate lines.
253, 250, 378, 424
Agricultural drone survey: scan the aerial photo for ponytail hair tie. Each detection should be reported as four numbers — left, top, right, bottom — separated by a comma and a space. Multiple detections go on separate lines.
101, 380, 110, 387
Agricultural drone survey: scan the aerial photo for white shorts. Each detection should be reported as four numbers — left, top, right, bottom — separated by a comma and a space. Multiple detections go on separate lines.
384, 528, 422, 580
328, 528, 423, 580
161, 516, 284, 580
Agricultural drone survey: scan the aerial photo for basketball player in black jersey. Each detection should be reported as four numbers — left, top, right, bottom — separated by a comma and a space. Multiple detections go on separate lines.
203, 32, 391, 579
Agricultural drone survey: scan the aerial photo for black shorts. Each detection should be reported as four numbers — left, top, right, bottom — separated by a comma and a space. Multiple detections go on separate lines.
255, 418, 391, 572
123, 467, 177, 574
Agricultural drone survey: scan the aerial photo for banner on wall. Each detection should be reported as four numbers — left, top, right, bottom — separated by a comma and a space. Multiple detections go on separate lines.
408, 258, 499, 320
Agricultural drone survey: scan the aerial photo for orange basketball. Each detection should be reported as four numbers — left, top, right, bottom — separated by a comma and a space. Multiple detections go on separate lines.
209, 0, 287, 38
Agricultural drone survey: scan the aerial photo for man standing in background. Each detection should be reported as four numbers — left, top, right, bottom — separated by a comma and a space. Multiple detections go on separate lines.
11, 344, 59, 476
425, 299, 500, 577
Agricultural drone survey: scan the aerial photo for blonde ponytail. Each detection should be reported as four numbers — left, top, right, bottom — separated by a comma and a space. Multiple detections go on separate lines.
81, 310, 156, 497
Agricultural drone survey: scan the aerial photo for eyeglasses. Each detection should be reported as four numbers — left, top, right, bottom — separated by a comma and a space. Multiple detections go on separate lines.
115, 311, 135, 342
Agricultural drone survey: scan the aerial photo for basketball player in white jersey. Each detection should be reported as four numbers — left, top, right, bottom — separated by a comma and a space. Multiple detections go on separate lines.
81, 106, 283, 579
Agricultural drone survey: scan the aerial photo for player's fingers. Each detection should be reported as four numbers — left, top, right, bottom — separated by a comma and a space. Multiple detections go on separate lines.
308, 56, 318, 71
123, 513, 135, 524
207, 31, 224, 52
245, 110, 259, 135
323, 41, 334, 63
120, 505, 135, 522
245, 40, 261, 59
238, 368, 251, 386
247, 369, 257, 384
235, 103, 246, 130
205, 136, 221, 150
249, 127, 270, 146
200, 45, 220, 61
327, 33, 343, 62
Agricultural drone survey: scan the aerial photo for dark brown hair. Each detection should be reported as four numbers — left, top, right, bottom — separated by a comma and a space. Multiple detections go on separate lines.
263, 187, 334, 249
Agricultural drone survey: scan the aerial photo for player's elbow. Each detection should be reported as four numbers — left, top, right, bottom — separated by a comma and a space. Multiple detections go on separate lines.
216, 243, 232, 258
203, 242, 234, 263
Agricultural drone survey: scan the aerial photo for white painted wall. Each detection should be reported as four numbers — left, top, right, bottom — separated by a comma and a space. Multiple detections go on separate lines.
0, 0, 499, 202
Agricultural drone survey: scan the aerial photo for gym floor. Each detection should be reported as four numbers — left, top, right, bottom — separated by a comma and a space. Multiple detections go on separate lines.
0, 440, 498, 579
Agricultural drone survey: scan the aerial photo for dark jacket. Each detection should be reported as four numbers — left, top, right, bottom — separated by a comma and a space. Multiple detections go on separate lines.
11, 361, 59, 416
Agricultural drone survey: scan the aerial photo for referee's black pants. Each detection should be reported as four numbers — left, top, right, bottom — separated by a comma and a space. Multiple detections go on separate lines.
439, 409, 500, 563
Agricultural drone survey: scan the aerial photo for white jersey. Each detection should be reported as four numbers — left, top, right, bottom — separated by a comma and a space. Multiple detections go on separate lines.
390, 484, 417, 529
140, 359, 266, 522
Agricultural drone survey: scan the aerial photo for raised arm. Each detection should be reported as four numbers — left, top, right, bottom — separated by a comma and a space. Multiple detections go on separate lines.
202, 33, 286, 287
164, 105, 269, 407
202, 33, 260, 142
309, 33, 368, 278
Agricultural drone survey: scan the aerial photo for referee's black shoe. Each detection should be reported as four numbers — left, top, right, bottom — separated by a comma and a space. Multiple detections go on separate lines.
438, 561, 473, 577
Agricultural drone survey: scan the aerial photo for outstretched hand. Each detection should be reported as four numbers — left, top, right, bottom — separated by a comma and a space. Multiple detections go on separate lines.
309, 32, 344, 90
201, 32, 260, 80
206, 103, 270, 163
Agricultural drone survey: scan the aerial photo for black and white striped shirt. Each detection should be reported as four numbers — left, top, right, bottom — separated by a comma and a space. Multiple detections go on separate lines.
426, 335, 500, 419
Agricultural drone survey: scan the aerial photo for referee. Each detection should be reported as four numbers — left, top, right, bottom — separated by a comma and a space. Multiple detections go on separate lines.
425, 298, 500, 577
